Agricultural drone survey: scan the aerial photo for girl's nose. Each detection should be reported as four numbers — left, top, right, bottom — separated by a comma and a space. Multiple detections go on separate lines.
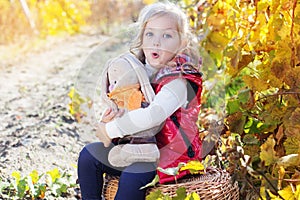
153, 37, 161, 47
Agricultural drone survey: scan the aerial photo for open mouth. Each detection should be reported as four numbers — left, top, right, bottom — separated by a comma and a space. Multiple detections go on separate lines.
152, 52, 159, 59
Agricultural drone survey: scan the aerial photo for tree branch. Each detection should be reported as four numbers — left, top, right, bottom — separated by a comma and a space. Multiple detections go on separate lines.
290, 0, 297, 68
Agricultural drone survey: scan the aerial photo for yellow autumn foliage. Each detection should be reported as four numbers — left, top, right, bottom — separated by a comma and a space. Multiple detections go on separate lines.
180, 160, 205, 174
180, 0, 300, 199
0, 0, 91, 43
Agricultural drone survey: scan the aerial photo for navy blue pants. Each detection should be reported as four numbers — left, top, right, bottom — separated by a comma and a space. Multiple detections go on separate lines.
77, 142, 157, 200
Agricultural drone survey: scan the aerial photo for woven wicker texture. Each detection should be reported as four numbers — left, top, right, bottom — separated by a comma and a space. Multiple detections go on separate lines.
103, 167, 239, 200
103, 174, 119, 200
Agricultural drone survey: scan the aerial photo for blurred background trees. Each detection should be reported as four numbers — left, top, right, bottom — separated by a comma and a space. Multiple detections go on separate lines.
0, 0, 145, 44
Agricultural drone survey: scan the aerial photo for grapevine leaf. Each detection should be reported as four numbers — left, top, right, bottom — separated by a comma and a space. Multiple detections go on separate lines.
278, 185, 295, 200
284, 67, 300, 88
226, 99, 240, 115
283, 108, 300, 154
173, 187, 187, 200
180, 160, 204, 174
283, 137, 300, 155
209, 31, 230, 48
226, 111, 246, 134
242, 75, 269, 92
238, 88, 251, 104
145, 190, 164, 200
288, 108, 300, 125
244, 117, 264, 134
242, 134, 259, 145
237, 54, 254, 72
295, 184, 300, 200
185, 192, 201, 200
260, 135, 279, 166
266, 189, 282, 200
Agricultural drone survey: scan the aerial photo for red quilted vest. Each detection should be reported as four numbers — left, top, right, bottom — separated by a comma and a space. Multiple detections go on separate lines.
153, 57, 203, 184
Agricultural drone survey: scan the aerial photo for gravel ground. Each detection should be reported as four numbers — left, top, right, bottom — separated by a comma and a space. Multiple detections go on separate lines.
0, 31, 130, 199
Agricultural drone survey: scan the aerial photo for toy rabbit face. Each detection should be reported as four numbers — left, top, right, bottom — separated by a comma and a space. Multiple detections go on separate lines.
107, 58, 139, 92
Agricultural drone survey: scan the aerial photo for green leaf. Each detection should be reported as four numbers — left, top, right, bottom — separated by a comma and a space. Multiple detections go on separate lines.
173, 187, 187, 200
238, 88, 250, 104
17, 179, 27, 198
37, 184, 46, 199
244, 117, 265, 134
226, 99, 240, 115
56, 183, 68, 197
146, 190, 164, 200
242, 134, 259, 145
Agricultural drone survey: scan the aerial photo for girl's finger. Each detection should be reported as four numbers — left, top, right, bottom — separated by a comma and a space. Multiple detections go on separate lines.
115, 109, 125, 118
103, 107, 112, 116
101, 108, 115, 122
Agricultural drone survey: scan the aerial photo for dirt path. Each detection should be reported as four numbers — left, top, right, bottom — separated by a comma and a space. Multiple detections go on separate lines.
0, 32, 127, 198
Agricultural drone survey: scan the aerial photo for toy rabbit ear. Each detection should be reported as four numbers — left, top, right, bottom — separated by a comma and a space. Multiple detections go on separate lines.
122, 54, 155, 103
101, 58, 118, 112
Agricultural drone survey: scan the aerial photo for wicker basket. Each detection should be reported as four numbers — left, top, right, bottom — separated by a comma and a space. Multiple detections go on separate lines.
103, 167, 239, 200
102, 174, 119, 200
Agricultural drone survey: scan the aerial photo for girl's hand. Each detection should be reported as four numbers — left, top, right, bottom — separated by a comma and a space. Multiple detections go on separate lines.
97, 108, 124, 147
95, 122, 111, 147
101, 107, 125, 123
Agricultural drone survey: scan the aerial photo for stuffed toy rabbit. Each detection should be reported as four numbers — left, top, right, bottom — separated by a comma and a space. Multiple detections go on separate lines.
101, 53, 161, 167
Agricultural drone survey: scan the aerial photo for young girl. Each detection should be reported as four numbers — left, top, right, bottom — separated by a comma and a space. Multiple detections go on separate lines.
77, 2, 202, 199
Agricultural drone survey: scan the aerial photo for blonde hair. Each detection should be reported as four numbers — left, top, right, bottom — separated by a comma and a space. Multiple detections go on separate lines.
130, 1, 199, 66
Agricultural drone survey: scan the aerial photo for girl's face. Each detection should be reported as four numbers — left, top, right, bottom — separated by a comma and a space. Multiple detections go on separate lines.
142, 15, 183, 69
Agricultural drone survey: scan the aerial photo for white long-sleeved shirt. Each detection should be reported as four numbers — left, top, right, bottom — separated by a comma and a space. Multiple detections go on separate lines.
105, 62, 188, 138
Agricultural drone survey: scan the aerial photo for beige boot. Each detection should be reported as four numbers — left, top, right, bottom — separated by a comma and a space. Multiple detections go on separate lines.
108, 143, 160, 167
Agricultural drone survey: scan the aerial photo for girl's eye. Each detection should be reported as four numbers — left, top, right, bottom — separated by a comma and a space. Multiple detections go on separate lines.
163, 33, 172, 39
145, 32, 153, 37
